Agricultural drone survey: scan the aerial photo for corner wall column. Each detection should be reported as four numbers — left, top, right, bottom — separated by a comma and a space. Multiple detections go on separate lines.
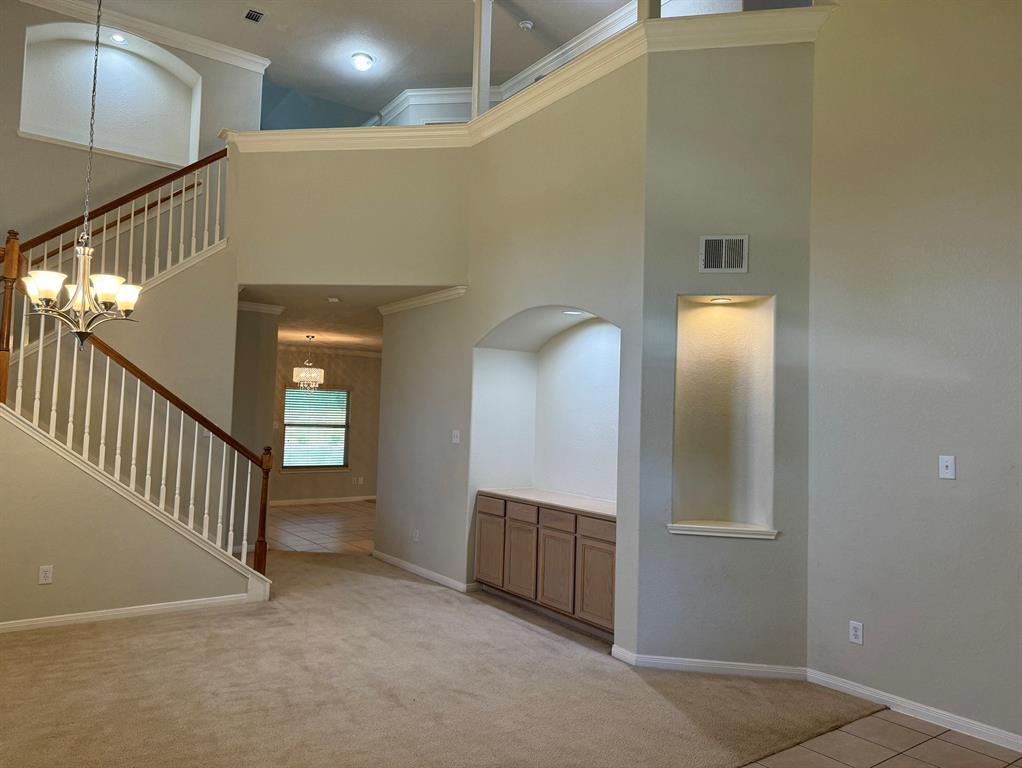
471, 0, 493, 119
638, 0, 662, 20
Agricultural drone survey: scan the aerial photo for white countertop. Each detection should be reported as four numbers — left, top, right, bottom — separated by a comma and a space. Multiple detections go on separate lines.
479, 488, 616, 521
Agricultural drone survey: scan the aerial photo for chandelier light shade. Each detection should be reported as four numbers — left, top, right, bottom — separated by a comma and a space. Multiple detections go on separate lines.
293, 335, 325, 390
21, 0, 141, 349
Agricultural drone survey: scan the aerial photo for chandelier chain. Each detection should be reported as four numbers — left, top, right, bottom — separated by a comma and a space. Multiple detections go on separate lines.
82, 0, 102, 244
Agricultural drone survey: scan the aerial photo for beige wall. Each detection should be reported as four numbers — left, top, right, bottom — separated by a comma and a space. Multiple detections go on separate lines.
807, 0, 1021, 733
0, 412, 249, 623
0, 1, 262, 239
270, 346, 381, 502
231, 307, 280, 454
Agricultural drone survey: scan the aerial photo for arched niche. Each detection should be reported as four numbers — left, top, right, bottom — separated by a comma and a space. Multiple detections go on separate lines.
20, 23, 201, 167
470, 306, 622, 502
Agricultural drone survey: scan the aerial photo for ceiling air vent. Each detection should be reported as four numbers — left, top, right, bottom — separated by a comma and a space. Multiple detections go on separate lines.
244, 9, 264, 23
699, 235, 748, 273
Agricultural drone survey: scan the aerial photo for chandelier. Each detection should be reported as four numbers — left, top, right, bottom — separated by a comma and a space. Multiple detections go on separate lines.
21, 0, 141, 349
293, 335, 325, 390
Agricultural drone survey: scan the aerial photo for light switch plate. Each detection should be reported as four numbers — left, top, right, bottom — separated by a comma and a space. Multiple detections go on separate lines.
939, 455, 956, 479
451, 430, 461, 445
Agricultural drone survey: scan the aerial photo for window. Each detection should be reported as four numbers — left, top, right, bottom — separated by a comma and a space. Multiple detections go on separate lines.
282, 388, 349, 469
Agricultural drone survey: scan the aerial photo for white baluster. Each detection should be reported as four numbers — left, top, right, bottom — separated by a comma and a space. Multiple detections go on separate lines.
127, 200, 135, 283
190, 171, 198, 258
129, 378, 142, 490
65, 340, 78, 448
166, 179, 175, 268
98, 356, 110, 470
227, 452, 238, 555
202, 434, 214, 537
174, 410, 185, 518
214, 160, 222, 242
154, 184, 163, 278
32, 314, 44, 426
113, 367, 126, 480
159, 402, 171, 509
114, 204, 121, 274
82, 345, 95, 460
145, 389, 156, 500
203, 164, 211, 250
241, 463, 252, 563
15, 292, 28, 414
48, 324, 61, 438
140, 192, 149, 283
100, 212, 108, 272
178, 176, 186, 265
216, 443, 227, 547
188, 422, 199, 527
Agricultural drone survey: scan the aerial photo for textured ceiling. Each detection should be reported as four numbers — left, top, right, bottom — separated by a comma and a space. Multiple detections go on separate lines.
239, 284, 448, 351
103, 0, 626, 115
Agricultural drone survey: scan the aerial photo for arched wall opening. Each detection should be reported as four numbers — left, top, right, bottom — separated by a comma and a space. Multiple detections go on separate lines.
20, 23, 201, 167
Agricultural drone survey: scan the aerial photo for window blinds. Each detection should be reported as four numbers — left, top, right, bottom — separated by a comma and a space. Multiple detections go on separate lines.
283, 388, 348, 468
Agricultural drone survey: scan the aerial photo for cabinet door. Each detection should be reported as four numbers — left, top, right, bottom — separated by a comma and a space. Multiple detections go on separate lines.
575, 537, 615, 630
537, 527, 575, 613
503, 519, 538, 599
475, 512, 505, 587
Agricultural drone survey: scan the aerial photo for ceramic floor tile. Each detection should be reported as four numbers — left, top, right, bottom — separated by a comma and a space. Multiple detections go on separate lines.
938, 733, 1021, 764
875, 756, 943, 768
842, 716, 933, 752
873, 711, 947, 737
906, 739, 1008, 768
802, 730, 897, 768
761, 746, 849, 768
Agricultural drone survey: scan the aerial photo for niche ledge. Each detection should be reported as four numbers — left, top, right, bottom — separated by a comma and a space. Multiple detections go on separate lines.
666, 521, 778, 540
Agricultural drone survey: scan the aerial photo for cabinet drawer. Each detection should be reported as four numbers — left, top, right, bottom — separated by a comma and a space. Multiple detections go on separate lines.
539, 508, 575, 533
476, 494, 506, 517
507, 501, 538, 524
577, 515, 615, 543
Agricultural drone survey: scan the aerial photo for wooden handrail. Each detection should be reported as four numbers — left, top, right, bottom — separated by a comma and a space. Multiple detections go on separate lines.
85, 335, 262, 467
21, 148, 227, 252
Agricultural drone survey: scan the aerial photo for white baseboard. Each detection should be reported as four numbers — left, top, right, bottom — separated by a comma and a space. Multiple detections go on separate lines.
0, 592, 253, 634
371, 550, 479, 593
611, 645, 806, 680
806, 669, 1022, 753
270, 495, 376, 507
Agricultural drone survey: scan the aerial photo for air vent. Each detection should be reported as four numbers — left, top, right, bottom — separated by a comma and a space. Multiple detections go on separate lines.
244, 9, 264, 22
699, 235, 748, 273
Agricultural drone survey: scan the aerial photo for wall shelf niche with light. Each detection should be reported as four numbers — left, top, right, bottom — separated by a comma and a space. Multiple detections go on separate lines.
670, 295, 778, 540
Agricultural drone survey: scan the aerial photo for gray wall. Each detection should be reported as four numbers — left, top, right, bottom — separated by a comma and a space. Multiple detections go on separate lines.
0, 411, 249, 623
638, 44, 814, 665
807, 0, 1021, 733
231, 307, 279, 455
0, 1, 262, 239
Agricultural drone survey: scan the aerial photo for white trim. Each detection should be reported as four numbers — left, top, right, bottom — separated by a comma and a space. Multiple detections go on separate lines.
0, 406, 271, 593
378, 286, 468, 316
371, 550, 480, 593
225, 8, 831, 153
611, 645, 806, 679
238, 300, 285, 315
17, 130, 179, 169
806, 669, 1022, 753
19, 0, 271, 74
369, 87, 500, 128
269, 495, 376, 507
0, 593, 253, 634
666, 521, 778, 540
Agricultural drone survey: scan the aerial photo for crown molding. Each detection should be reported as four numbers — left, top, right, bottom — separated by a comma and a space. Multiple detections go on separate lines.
378, 286, 468, 316
370, 86, 503, 128
237, 300, 285, 315
19, 0, 271, 74
224, 7, 832, 153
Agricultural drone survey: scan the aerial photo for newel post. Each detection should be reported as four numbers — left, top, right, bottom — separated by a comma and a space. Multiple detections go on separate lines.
253, 446, 272, 575
0, 230, 21, 405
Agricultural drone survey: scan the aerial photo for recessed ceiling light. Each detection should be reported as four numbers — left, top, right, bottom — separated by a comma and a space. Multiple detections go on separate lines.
110, 33, 127, 44
327, 297, 340, 303
519, 20, 534, 30
562, 310, 585, 315
710, 297, 732, 304
351, 52, 374, 72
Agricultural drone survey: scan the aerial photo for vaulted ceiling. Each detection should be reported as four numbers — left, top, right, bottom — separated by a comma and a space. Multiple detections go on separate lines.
102, 0, 626, 115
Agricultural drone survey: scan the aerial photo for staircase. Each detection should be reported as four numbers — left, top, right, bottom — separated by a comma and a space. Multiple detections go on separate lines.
0, 149, 272, 596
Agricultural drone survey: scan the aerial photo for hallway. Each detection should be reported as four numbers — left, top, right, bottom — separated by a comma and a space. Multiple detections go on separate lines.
266, 499, 375, 554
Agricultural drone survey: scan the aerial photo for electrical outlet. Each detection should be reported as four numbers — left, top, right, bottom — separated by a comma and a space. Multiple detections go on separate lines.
412, 528, 420, 543
939, 455, 956, 479
451, 429, 461, 445
848, 620, 863, 645
38, 565, 54, 585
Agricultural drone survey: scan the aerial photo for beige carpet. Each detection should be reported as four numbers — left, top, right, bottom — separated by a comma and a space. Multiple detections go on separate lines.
0, 552, 879, 768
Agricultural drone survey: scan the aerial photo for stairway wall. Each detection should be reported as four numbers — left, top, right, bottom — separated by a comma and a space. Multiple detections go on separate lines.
0, 410, 251, 624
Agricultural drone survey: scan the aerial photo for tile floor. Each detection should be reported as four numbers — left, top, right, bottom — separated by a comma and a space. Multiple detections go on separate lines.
748, 710, 1021, 768
265, 499, 375, 555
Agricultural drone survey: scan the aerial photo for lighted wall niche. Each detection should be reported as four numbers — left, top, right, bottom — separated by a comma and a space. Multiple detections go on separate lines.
672, 295, 776, 538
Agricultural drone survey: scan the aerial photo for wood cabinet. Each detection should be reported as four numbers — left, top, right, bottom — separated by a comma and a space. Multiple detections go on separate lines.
474, 496, 506, 587
473, 490, 616, 633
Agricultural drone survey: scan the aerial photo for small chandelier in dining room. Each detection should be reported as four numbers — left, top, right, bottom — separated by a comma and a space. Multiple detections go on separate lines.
293, 335, 325, 390
21, 0, 141, 349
